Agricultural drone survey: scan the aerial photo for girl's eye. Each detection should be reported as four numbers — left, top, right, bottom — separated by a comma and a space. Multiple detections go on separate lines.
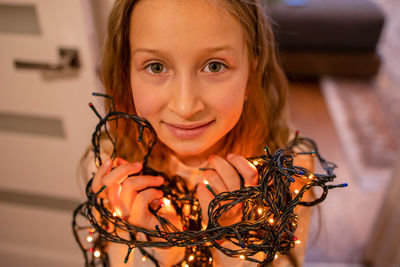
145, 63, 166, 74
204, 62, 226, 73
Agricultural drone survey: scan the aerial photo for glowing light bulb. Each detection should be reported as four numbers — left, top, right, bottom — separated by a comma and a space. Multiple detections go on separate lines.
113, 209, 121, 217
184, 264, 189, 267
209, 257, 213, 262
189, 255, 194, 261
86, 236, 93, 243
295, 240, 302, 244
240, 255, 245, 259
252, 160, 259, 166
268, 218, 274, 224
274, 254, 279, 260
257, 208, 263, 215
308, 174, 314, 179
162, 198, 171, 207
203, 179, 209, 185
141, 256, 147, 262
294, 189, 299, 194
94, 250, 101, 258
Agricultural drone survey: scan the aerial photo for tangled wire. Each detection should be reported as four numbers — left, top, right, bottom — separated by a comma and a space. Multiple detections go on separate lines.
72, 93, 347, 267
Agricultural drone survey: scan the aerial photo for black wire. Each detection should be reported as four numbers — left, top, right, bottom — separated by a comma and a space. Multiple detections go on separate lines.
72, 95, 347, 266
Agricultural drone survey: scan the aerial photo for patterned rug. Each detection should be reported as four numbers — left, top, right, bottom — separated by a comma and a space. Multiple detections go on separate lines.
321, 0, 400, 186
302, 0, 400, 264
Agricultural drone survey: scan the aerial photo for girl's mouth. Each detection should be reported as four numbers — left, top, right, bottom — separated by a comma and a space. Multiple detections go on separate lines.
163, 120, 215, 139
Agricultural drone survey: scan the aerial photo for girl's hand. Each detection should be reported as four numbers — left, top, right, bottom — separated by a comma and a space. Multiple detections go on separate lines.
197, 153, 258, 226
91, 158, 182, 231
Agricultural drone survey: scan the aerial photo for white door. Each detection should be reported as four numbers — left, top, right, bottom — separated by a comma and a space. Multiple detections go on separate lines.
0, 0, 104, 266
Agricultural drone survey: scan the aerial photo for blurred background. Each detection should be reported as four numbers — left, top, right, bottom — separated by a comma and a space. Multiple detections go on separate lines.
0, 0, 398, 266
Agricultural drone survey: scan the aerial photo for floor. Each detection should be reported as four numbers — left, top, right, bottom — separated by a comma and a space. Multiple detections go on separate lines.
285, 0, 400, 264
288, 81, 365, 266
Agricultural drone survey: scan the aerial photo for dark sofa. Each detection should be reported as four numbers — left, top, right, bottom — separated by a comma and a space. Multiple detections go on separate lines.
266, 0, 385, 78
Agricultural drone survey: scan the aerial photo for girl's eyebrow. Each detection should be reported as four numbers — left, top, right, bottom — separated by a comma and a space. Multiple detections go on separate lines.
132, 45, 237, 56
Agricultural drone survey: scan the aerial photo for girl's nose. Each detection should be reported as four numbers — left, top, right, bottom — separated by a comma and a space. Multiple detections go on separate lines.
167, 74, 205, 119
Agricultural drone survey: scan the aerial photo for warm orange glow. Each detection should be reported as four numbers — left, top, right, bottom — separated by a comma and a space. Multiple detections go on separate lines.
268, 218, 274, 224
113, 209, 121, 217
240, 255, 245, 259
162, 198, 171, 207
86, 236, 93, 243
189, 255, 194, 261
294, 189, 299, 194
94, 250, 101, 258
295, 240, 302, 244
257, 208, 263, 215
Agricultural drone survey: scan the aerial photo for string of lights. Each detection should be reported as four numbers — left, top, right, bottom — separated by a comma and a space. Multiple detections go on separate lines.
72, 93, 347, 267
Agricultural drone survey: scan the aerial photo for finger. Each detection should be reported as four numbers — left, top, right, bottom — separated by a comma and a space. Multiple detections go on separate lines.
108, 183, 121, 213
227, 153, 258, 186
92, 159, 112, 193
134, 188, 163, 208
196, 183, 214, 222
103, 162, 143, 186
202, 169, 227, 195
103, 162, 142, 212
119, 176, 164, 218
114, 157, 129, 167
208, 155, 240, 191
130, 189, 164, 225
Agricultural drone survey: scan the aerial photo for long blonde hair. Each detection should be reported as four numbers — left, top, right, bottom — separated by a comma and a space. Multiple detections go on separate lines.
99, 0, 290, 174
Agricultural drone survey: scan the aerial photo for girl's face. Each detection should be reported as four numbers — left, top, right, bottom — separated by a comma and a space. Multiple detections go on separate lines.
130, 0, 250, 165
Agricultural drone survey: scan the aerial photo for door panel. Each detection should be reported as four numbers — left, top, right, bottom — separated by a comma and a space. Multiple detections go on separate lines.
0, 0, 101, 199
0, 0, 106, 265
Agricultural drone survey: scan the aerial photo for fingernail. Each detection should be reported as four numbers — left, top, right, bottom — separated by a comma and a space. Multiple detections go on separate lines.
227, 153, 235, 161
104, 159, 111, 167
132, 162, 142, 169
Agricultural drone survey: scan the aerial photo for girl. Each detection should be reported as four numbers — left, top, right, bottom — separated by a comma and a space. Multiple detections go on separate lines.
87, 0, 314, 266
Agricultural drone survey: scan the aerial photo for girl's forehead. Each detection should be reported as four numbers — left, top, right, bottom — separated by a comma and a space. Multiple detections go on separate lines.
129, 0, 247, 54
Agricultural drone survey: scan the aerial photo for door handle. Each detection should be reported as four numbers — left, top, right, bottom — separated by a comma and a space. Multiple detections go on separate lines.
14, 48, 80, 71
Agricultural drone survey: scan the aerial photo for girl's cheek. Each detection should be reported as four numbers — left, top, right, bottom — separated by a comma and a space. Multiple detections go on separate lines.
205, 79, 246, 110
133, 90, 166, 116
131, 73, 169, 116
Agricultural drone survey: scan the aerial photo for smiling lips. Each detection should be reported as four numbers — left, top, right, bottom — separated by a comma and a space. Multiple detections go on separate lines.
163, 120, 215, 139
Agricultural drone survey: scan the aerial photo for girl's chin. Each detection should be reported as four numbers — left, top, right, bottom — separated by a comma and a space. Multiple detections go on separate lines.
172, 146, 210, 160
164, 142, 216, 166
